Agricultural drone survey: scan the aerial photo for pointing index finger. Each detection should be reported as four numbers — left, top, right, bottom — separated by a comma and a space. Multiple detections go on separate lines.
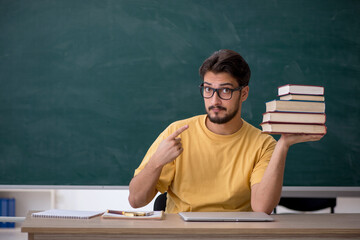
168, 125, 189, 139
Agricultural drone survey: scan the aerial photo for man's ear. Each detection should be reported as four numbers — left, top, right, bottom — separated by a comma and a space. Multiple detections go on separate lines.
241, 86, 249, 102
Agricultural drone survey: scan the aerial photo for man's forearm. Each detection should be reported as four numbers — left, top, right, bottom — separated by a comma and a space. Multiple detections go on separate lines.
251, 139, 289, 214
252, 134, 324, 214
128, 157, 163, 208
128, 125, 189, 209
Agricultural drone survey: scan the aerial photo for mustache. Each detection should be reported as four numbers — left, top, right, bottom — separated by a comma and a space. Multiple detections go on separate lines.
208, 106, 227, 111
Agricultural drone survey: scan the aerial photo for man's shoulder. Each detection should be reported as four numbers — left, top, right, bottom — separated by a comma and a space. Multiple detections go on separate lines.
169, 115, 205, 128
158, 115, 204, 139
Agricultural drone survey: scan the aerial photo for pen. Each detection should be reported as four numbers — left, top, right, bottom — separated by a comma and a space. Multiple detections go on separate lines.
107, 210, 154, 217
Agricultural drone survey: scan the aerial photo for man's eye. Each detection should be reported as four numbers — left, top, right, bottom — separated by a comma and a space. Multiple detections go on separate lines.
205, 87, 212, 92
222, 88, 231, 94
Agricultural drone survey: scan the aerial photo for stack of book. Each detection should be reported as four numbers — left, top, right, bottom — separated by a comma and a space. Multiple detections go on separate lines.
260, 84, 326, 135
0, 198, 15, 228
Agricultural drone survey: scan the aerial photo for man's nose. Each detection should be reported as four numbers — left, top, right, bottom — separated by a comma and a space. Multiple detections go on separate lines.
211, 90, 222, 104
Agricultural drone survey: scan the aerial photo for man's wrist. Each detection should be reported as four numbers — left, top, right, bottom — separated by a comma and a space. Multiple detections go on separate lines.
277, 137, 291, 151
147, 154, 165, 172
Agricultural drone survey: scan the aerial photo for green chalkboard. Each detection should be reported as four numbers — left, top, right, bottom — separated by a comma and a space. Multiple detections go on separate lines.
0, 0, 359, 186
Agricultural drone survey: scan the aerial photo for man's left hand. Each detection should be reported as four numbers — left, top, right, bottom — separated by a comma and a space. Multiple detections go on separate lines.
279, 133, 325, 148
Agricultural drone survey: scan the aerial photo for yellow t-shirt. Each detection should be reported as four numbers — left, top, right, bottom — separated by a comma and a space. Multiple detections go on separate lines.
134, 115, 276, 213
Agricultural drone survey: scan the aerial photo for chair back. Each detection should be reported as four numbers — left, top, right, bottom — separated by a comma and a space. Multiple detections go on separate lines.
153, 192, 167, 211
274, 197, 336, 213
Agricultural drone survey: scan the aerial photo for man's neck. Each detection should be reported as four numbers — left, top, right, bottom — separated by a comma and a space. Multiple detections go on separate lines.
205, 116, 243, 135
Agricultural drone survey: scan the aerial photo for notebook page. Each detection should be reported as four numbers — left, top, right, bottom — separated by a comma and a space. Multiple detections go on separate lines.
32, 209, 104, 219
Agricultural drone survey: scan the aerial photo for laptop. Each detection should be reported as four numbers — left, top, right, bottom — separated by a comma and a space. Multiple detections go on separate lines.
178, 212, 274, 222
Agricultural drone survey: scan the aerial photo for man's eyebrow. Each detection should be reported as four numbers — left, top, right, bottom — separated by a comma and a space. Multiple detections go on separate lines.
219, 83, 235, 87
203, 82, 235, 87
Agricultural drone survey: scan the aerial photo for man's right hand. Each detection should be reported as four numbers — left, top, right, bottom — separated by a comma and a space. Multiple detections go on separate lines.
151, 125, 189, 167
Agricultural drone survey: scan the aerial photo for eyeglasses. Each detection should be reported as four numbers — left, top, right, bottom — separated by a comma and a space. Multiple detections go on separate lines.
199, 83, 244, 100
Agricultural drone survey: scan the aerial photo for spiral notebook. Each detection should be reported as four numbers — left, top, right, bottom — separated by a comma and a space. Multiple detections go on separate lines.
32, 209, 104, 219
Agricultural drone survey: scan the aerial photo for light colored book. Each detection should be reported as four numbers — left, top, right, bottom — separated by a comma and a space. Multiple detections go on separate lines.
261, 122, 326, 135
262, 112, 326, 124
31, 209, 104, 219
102, 210, 164, 220
278, 84, 324, 96
279, 94, 325, 102
265, 100, 325, 113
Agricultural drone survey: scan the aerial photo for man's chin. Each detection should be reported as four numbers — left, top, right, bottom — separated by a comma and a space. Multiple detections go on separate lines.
207, 108, 239, 124
207, 114, 230, 124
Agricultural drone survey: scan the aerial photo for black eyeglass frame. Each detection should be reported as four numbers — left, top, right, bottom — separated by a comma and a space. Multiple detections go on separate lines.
199, 83, 244, 100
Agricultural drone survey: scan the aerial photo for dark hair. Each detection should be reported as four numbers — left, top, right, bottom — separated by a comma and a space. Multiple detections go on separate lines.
199, 49, 251, 87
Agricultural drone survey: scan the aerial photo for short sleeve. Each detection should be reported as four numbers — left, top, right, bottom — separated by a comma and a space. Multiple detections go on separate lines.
250, 135, 277, 186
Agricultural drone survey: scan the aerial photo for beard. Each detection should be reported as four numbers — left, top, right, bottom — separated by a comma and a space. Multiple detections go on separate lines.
206, 105, 239, 124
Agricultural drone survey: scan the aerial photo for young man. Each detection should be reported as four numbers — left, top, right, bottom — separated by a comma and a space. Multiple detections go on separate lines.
128, 49, 323, 214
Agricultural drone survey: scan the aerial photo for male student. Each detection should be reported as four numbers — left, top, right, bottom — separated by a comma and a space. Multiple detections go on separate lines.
128, 49, 323, 214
